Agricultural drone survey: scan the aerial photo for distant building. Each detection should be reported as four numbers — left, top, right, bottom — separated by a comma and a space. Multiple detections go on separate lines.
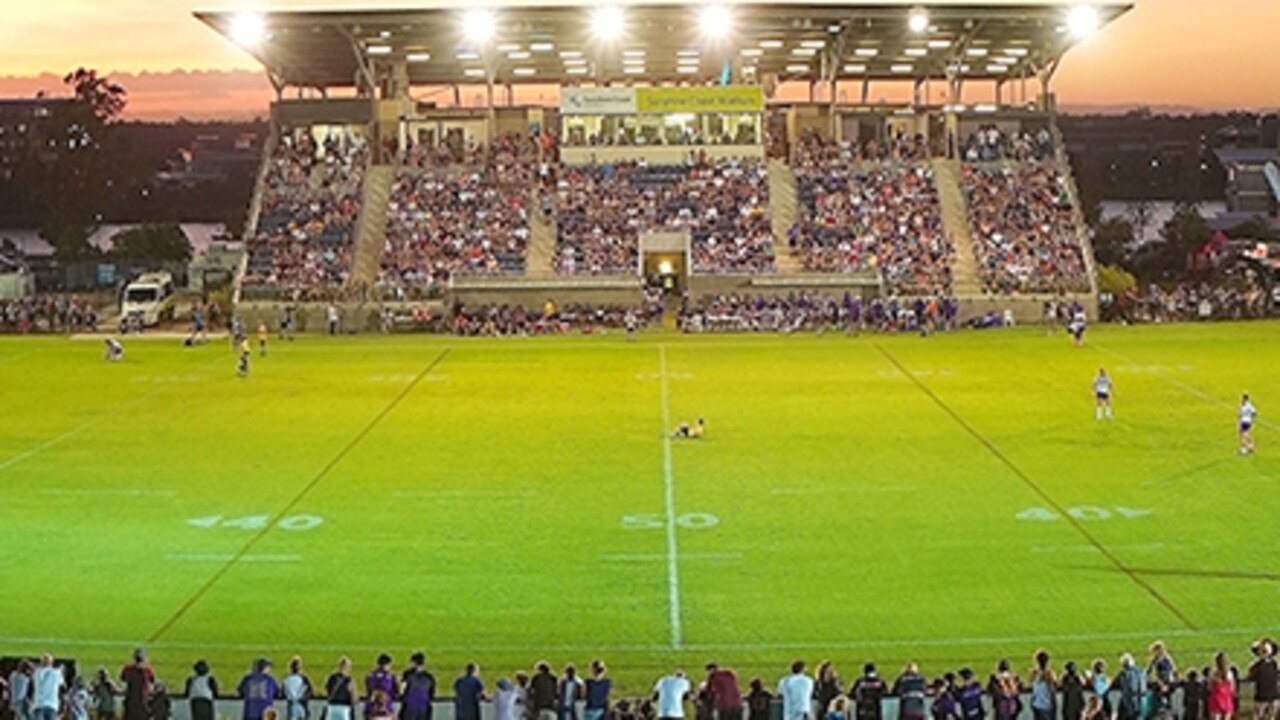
1211, 146, 1280, 232
0, 97, 76, 181
156, 131, 262, 186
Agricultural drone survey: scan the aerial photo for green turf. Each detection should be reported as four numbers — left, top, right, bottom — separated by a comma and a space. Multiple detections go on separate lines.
0, 324, 1277, 691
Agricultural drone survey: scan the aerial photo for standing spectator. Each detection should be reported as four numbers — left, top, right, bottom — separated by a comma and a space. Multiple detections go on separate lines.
1182, 670, 1206, 720
531, 663, 558, 720
954, 670, 983, 720
9, 661, 32, 720
654, 670, 691, 720
1147, 642, 1177, 715
745, 679, 772, 720
400, 653, 435, 720
365, 656, 397, 720
1208, 653, 1236, 720
283, 657, 313, 720
91, 668, 119, 720
323, 658, 356, 720
239, 659, 280, 720
185, 661, 220, 720
814, 664, 841, 720
1060, 663, 1085, 720
120, 650, 155, 720
493, 678, 521, 720
891, 664, 926, 720
988, 660, 1022, 720
849, 664, 886, 720
69, 677, 91, 720
31, 655, 64, 720
705, 664, 743, 720
778, 662, 815, 720
1029, 650, 1057, 720
514, 674, 531, 720
1087, 660, 1111, 718
928, 677, 957, 720
148, 683, 171, 720
1248, 641, 1278, 720
452, 664, 485, 720
327, 304, 340, 335
558, 666, 583, 720
1112, 654, 1147, 720
584, 662, 611, 720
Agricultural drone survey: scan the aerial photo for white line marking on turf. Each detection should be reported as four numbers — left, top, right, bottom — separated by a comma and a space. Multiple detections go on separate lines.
659, 344, 683, 650
41, 488, 176, 497
166, 553, 300, 563
600, 552, 743, 562
391, 489, 540, 499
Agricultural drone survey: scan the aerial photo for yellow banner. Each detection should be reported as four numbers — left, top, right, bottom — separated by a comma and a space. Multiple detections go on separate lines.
635, 86, 764, 114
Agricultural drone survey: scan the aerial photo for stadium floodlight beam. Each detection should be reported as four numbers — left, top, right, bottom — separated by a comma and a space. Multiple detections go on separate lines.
591, 6, 625, 42
698, 4, 733, 40
907, 8, 930, 34
1067, 4, 1100, 38
462, 8, 496, 45
229, 12, 266, 48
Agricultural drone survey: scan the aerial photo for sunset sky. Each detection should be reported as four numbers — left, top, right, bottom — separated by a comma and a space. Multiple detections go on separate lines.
1, 0, 1277, 120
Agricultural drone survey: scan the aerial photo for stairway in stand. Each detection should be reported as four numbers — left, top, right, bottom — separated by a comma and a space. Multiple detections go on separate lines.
767, 157, 804, 273
931, 158, 984, 296
347, 164, 394, 290
525, 201, 558, 278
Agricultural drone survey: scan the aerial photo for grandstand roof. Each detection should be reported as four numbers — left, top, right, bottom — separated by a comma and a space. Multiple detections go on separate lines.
196, 1, 1131, 89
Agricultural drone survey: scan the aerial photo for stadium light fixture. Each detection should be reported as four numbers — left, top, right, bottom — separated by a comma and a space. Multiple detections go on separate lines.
591, 6, 625, 42
1067, 4, 1100, 38
461, 8, 495, 45
229, 12, 266, 48
698, 5, 733, 41
907, 8, 930, 34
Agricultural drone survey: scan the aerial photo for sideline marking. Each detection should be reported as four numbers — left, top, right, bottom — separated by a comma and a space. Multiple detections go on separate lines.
875, 343, 1197, 631
658, 344, 683, 650
42, 488, 176, 497
147, 348, 452, 643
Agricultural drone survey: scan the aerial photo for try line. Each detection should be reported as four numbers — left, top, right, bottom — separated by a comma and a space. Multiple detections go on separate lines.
659, 345, 683, 649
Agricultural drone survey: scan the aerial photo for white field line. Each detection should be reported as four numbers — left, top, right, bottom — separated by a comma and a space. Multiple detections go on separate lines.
41, 488, 176, 497
166, 553, 300, 563
1096, 345, 1280, 432
0, 625, 1274, 655
659, 344, 683, 650
391, 489, 540, 499
600, 552, 744, 562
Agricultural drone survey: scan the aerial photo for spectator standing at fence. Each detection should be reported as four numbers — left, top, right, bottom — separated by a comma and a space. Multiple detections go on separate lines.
745, 679, 772, 720
69, 676, 91, 720
452, 664, 485, 720
558, 665, 584, 720
1029, 651, 1058, 720
493, 678, 521, 720
323, 658, 356, 720
185, 660, 220, 720
1060, 663, 1084, 720
954, 670, 982, 720
779, 661, 815, 720
814, 663, 841, 720
31, 655, 64, 720
1112, 654, 1146, 720
1208, 654, 1236, 720
531, 663, 558, 720
400, 653, 435, 720
283, 657, 313, 720
654, 670, 692, 720
239, 659, 280, 720
584, 662, 611, 720
1249, 641, 1279, 720
92, 668, 119, 720
892, 664, 927, 720
365, 656, 397, 720
849, 664, 886, 720
1182, 670, 1207, 720
705, 664, 743, 720
988, 660, 1022, 720
1147, 642, 1177, 715
121, 650, 155, 720
9, 661, 33, 720
149, 683, 172, 720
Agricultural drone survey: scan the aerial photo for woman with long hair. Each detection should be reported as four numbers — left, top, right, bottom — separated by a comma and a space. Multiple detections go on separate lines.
1207, 653, 1236, 720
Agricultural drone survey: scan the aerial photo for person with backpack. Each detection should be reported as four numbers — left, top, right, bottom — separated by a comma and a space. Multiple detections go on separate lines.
399, 653, 434, 720
1111, 654, 1147, 720
283, 657, 314, 720
892, 664, 927, 720
988, 660, 1022, 720
1029, 651, 1058, 720
849, 665, 886, 720
185, 660, 220, 720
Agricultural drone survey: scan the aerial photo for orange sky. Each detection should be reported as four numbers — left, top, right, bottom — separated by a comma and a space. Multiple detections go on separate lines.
1, 0, 1278, 120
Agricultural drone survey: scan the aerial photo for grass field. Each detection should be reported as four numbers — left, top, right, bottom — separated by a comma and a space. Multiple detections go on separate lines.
1, 323, 1277, 692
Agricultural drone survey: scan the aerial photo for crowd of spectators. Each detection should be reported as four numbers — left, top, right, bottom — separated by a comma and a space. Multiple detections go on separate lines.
790, 136, 952, 293
791, 130, 931, 171
962, 163, 1089, 295
0, 296, 99, 333
1103, 283, 1273, 324
962, 126, 1055, 163
678, 292, 959, 334
381, 134, 538, 289
5, 639, 1276, 720
245, 129, 368, 291
450, 300, 651, 336
553, 159, 775, 276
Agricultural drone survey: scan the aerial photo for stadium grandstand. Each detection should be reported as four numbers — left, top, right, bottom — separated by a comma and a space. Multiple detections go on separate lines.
197, 0, 1126, 329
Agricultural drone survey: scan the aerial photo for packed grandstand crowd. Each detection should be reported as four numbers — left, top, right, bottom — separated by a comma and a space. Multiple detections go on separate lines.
2, 640, 1277, 720
678, 292, 962, 334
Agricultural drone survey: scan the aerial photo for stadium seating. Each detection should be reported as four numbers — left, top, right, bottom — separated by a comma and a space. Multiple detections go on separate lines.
245, 129, 367, 291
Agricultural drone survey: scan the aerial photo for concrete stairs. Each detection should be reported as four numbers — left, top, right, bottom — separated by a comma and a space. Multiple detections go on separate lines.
348, 164, 394, 290
767, 158, 804, 273
526, 200, 558, 278
1050, 123, 1101, 296
931, 158, 984, 296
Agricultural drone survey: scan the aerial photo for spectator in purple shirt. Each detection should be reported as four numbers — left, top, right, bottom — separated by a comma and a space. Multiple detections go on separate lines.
238, 659, 280, 720
400, 654, 435, 720
364, 656, 397, 720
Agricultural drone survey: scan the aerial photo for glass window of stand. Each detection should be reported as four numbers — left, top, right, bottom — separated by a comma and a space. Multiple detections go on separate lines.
563, 113, 759, 146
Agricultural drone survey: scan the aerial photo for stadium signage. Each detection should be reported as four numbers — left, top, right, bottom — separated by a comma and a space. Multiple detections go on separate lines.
635, 86, 765, 114
560, 87, 637, 115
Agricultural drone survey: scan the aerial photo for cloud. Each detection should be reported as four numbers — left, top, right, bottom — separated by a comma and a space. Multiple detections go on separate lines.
0, 69, 272, 121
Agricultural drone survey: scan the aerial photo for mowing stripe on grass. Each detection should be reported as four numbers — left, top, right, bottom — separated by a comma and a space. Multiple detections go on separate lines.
659, 344, 683, 650
874, 343, 1198, 631
147, 347, 452, 643
41, 488, 176, 497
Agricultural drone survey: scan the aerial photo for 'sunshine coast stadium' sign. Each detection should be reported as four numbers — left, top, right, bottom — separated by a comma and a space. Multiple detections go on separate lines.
560, 86, 766, 115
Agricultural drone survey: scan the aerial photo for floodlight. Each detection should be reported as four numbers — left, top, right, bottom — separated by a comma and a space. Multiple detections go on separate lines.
698, 5, 732, 40
462, 8, 495, 44
229, 12, 265, 48
1067, 5, 1099, 38
908, 8, 930, 34
591, 6, 625, 42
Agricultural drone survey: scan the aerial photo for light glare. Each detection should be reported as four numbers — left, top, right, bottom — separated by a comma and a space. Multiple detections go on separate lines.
1068, 5, 1100, 38
591, 6, 625, 41
229, 12, 265, 48
461, 8, 495, 44
698, 5, 732, 40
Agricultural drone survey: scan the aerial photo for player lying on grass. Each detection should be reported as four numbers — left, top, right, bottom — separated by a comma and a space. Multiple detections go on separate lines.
671, 418, 705, 440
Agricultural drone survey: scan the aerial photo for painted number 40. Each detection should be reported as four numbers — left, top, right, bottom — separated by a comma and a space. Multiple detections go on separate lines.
1016, 506, 1152, 522
622, 513, 720, 530
186, 515, 324, 531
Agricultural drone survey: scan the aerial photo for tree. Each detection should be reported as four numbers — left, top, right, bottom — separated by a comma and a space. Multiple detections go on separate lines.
110, 224, 191, 263
1160, 203, 1211, 257
1091, 217, 1135, 268
1224, 215, 1278, 243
